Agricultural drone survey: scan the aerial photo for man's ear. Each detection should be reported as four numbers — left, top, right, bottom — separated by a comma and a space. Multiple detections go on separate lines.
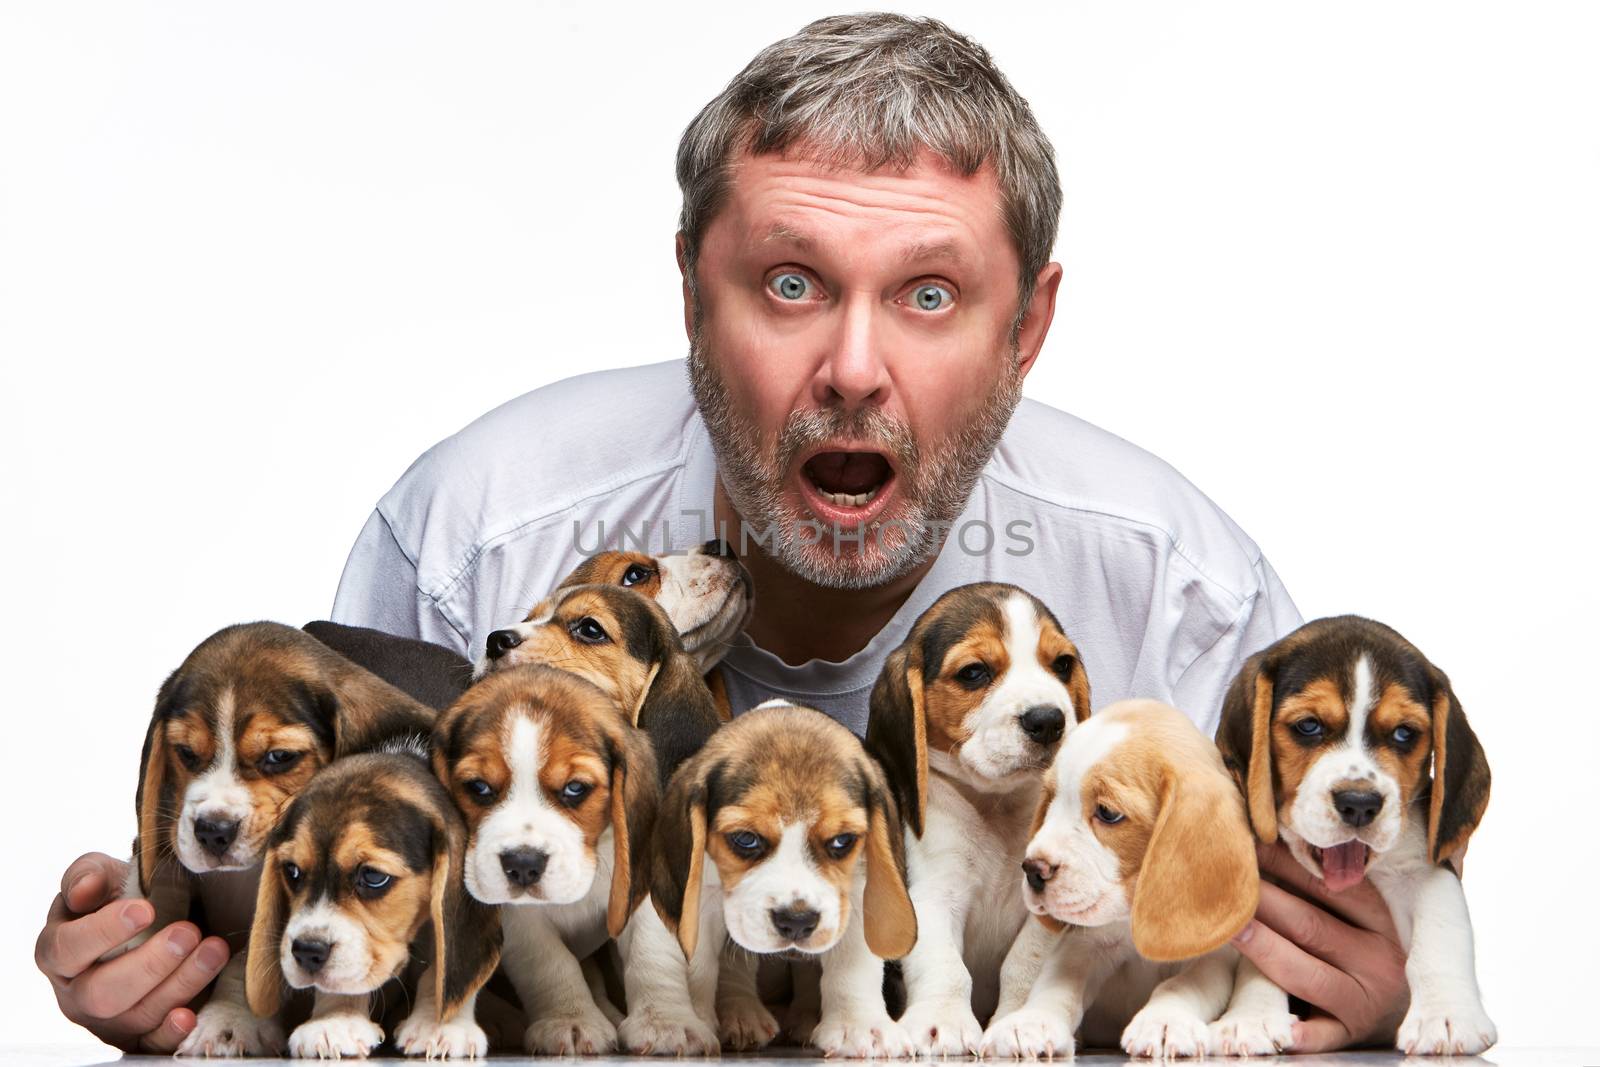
1129, 769, 1259, 962
860, 763, 917, 960
427, 810, 502, 1022
605, 724, 662, 938
650, 755, 712, 959
1014, 261, 1064, 380
1426, 668, 1491, 865
1215, 651, 1278, 843
864, 646, 928, 837
135, 669, 183, 892
245, 852, 287, 1018
676, 231, 695, 341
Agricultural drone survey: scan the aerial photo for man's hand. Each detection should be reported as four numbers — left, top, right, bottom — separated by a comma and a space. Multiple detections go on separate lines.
35, 852, 231, 1052
1229, 841, 1410, 1052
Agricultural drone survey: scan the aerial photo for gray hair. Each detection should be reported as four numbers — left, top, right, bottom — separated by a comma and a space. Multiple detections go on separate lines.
676, 13, 1062, 340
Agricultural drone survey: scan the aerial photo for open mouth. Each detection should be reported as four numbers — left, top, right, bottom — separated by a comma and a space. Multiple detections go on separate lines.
800, 450, 895, 516
1310, 841, 1372, 892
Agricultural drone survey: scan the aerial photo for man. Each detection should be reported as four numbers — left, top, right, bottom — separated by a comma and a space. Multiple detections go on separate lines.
36, 13, 1408, 1053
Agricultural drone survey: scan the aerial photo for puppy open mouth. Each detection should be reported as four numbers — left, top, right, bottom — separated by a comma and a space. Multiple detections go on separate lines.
1310, 841, 1372, 892
800, 450, 896, 520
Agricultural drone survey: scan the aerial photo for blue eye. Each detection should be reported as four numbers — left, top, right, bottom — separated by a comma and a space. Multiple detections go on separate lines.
1391, 724, 1419, 745
1292, 718, 1325, 739
824, 833, 858, 859
727, 830, 765, 857
356, 867, 392, 895
463, 779, 496, 803
911, 284, 953, 311
770, 273, 810, 300
559, 781, 592, 806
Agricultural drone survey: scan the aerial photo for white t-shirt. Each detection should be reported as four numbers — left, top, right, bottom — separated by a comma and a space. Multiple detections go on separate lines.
330, 358, 1302, 737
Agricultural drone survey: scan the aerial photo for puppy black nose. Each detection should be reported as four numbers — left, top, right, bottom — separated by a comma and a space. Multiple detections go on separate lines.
701, 538, 738, 559
1019, 705, 1066, 746
485, 629, 522, 660
770, 906, 820, 942
290, 937, 331, 973
1022, 859, 1055, 892
193, 817, 239, 857
500, 847, 549, 887
1333, 790, 1384, 828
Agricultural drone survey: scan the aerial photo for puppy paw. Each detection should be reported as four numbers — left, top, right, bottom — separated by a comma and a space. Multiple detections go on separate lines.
979, 1008, 1075, 1060
393, 1012, 490, 1059
176, 1001, 286, 1057
717, 994, 780, 1051
1120, 1005, 1210, 1058
899, 998, 984, 1056
1207, 1010, 1294, 1056
619, 1005, 721, 1056
524, 1012, 619, 1056
810, 1013, 917, 1058
1397, 998, 1498, 1056
287, 1014, 385, 1059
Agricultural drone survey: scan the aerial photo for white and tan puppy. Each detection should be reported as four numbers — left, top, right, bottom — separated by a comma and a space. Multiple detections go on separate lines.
864, 582, 1091, 1055
1213, 615, 1496, 1056
980, 701, 1261, 1059
651, 701, 919, 1058
432, 664, 718, 1055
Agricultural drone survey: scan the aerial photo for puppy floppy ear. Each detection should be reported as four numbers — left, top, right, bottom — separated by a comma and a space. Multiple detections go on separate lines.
134, 669, 184, 892
650, 755, 712, 959
1426, 668, 1491, 865
426, 809, 502, 1022
245, 851, 288, 1018
865, 645, 928, 837
1062, 651, 1093, 724
311, 655, 435, 757
632, 632, 721, 782
603, 723, 661, 938
859, 762, 917, 960
1215, 651, 1278, 843
1130, 766, 1259, 962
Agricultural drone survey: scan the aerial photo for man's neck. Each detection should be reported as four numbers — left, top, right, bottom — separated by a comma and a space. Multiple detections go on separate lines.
714, 482, 936, 667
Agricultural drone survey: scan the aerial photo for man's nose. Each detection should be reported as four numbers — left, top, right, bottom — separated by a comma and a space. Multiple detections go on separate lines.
814, 297, 890, 409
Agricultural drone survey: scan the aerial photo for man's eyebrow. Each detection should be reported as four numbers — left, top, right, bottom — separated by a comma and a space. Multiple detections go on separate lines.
760, 224, 970, 267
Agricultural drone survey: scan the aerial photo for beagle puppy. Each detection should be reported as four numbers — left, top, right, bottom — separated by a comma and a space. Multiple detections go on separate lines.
650, 700, 918, 1057
245, 747, 502, 1058
302, 620, 477, 711
474, 582, 722, 780
115, 621, 437, 1057
1211, 615, 1496, 1056
864, 582, 1092, 1056
432, 663, 719, 1055
979, 701, 1260, 1059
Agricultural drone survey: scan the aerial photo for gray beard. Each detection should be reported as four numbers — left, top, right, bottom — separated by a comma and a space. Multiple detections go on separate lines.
686, 325, 1023, 590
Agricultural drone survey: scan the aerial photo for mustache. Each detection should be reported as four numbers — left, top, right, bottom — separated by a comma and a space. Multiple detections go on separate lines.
775, 406, 921, 481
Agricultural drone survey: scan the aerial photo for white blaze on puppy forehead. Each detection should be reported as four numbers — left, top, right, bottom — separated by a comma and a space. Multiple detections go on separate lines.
1054, 714, 1132, 801
997, 592, 1063, 705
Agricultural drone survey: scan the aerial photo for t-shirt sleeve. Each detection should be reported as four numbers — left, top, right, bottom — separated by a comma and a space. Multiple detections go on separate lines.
329, 509, 469, 654
1171, 554, 1304, 737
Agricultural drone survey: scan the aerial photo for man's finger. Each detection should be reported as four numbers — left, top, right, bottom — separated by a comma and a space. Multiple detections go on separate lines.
42, 899, 154, 979
137, 1008, 198, 1054
1254, 883, 1377, 975
68, 922, 198, 1019
59, 854, 129, 910
1229, 917, 1360, 1014
1257, 842, 1397, 938
1291, 1014, 1353, 1053
119, 936, 230, 1035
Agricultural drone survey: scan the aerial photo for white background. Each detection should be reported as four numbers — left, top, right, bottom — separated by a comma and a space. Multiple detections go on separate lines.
2, 0, 1596, 1053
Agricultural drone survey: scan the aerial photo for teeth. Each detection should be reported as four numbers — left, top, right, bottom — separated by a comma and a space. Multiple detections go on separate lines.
818, 487, 880, 508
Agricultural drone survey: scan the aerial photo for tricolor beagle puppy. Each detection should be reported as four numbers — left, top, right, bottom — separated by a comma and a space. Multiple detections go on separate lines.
245, 747, 502, 1058
864, 582, 1092, 1056
432, 664, 718, 1055
650, 700, 919, 1058
979, 701, 1260, 1059
473, 583, 721, 779
114, 621, 437, 1057
303, 620, 478, 711
1212, 615, 1496, 1056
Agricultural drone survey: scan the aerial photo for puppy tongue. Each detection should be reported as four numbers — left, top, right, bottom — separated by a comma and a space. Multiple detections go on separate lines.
1319, 842, 1368, 892
804, 451, 890, 495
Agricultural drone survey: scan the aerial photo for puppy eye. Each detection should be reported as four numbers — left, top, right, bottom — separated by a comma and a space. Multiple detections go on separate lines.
823, 833, 858, 859
355, 866, 393, 898
259, 749, 301, 774
1050, 654, 1075, 679
463, 778, 497, 804
1391, 724, 1419, 746
174, 744, 201, 770
558, 781, 592, 807
1094, 804, 1125, 825
1292, 718, 1325, 739
726, 830, 767, 858
570, 617, 610, 644
281, 862, 302, 887
953, 662, 992, 688
621, 564, 654, 586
